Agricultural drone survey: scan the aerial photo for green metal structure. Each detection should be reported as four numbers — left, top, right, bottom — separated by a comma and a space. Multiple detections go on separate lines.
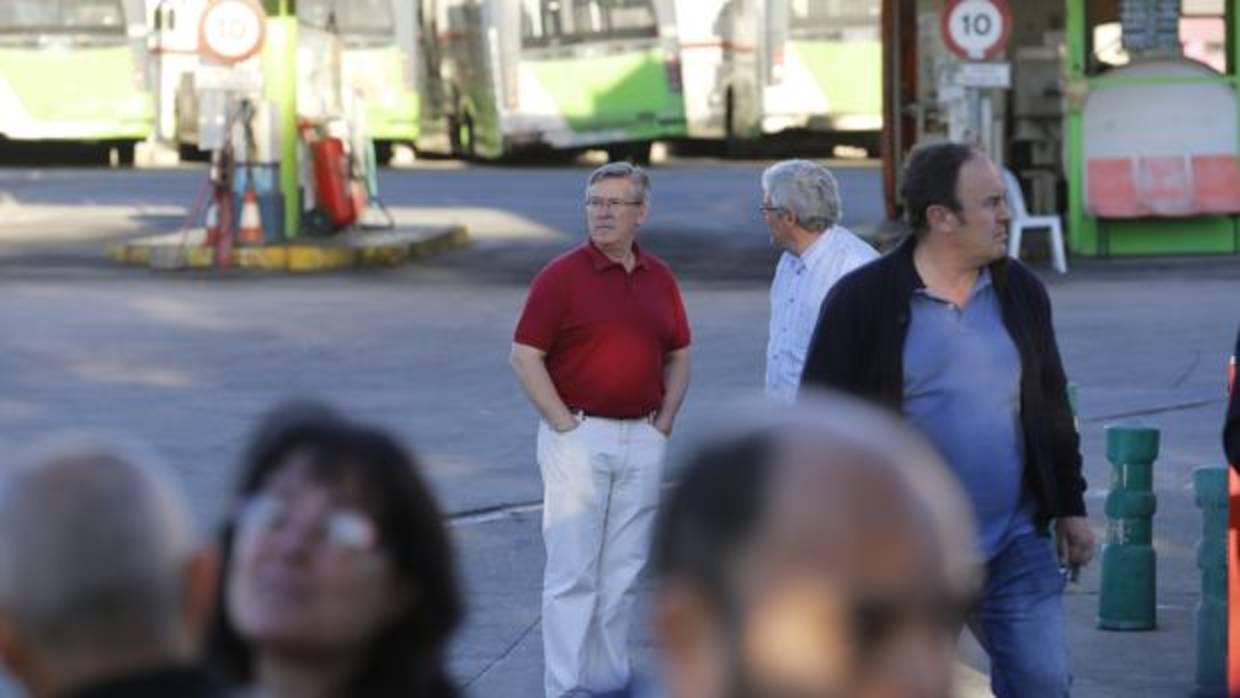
1064, 0, 1240, 256
262, 0, 299, 238
881, 0, 1240, 258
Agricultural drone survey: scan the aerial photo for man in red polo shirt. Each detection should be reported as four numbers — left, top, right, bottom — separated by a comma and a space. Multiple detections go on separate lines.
511, 162, 692, 698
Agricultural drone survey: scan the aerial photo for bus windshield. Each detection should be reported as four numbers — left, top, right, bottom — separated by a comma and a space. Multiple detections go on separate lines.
787, 0, 879, 40
300, 0, 395, 41
0, 0, 126, 36
521, 0, 658, 49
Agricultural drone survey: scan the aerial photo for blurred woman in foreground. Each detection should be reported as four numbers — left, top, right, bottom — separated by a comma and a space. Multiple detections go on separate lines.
207, 402, 463, 698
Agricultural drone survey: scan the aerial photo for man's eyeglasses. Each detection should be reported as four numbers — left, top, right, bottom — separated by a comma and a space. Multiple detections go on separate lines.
238, 494, 379, 553
759, 205, 785, 215
586, 197, 643, 209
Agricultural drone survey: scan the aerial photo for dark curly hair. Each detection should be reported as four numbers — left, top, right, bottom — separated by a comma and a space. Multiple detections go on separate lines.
206, 400, 464, 698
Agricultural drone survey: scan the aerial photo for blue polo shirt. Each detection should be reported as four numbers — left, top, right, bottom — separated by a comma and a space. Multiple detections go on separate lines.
903, 270, 1034, 560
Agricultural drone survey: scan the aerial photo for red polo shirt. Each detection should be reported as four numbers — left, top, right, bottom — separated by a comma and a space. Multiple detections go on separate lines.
514, 241, 691, 419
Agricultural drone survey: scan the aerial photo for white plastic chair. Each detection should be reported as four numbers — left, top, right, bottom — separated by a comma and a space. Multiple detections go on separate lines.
1003, 169, 1067, 274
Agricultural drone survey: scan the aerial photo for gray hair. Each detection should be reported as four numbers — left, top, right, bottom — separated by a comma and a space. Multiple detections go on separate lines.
585, 161, 651, 204
761, 159, 843, 233
0, 435, 195, 658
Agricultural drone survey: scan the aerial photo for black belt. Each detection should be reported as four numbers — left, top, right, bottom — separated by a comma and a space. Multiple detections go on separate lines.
569, 408, 655, 421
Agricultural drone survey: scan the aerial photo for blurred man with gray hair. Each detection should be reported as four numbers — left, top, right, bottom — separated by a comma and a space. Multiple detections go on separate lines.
0, 437, 225, 698
760, 159, 877, 403
646, 392, 980, 698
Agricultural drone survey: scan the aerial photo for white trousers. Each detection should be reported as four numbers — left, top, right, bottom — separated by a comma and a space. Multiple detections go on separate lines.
537, 416, 668, 698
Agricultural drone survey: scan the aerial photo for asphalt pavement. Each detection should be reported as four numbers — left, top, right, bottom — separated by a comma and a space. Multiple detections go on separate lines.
0, 158, 1236, 697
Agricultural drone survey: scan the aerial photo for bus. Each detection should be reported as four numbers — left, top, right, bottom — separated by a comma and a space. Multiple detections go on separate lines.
415, 0, 685, 161
672, 0, 881, 149
764, 0, 882, 138
672, 0, 762, 144
298, 0, 420, 161
0, 0, 153, 156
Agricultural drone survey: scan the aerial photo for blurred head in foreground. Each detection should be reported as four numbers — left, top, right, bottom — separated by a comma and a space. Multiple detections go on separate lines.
0, 435, 216, 698
650, 391, 980, 698
207, 400, 463, 698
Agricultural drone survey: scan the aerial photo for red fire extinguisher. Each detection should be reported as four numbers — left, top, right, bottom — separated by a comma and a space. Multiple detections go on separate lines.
311, 137, 358, 228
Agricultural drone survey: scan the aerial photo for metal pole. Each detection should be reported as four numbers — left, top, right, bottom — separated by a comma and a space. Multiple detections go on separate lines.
1194, 466, 1228, 696
966, 86, 981, 146
263, 4, 299, 238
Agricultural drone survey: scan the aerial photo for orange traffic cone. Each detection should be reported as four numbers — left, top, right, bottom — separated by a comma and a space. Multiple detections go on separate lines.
203, 199, 222, 247
238, 189, 264, 245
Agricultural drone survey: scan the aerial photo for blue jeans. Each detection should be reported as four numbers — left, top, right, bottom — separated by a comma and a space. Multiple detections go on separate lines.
970, 531, 1071, 698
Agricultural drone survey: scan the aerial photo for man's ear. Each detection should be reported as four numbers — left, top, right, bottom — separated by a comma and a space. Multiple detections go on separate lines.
183, 544, 221, 643
653, 583, 706, 656
651, 582, 725, 698
636, 201, 651, 227
925, 204, 956, 233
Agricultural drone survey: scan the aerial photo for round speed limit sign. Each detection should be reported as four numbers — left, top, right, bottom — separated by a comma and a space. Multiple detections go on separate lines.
940, 0, 1012, 60
199, 0, 267, 64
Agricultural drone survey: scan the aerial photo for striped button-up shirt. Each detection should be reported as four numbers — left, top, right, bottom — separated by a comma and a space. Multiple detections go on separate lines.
766, 225, 878, 403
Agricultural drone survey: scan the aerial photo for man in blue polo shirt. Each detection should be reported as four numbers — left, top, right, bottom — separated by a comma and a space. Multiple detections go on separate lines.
801, 141, 1095, 698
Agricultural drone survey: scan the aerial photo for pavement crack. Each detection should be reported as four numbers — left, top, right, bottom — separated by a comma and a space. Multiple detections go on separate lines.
1081, 397, 1225, 424
1170, 351, 1201, 389
463, 614, 541, 689
449, 499, 543, 527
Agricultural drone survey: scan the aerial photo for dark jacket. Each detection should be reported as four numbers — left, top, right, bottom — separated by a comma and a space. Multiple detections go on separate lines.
63, 665, 231, 698
800, 236, 1087, 530
1226, 327, 1240, 471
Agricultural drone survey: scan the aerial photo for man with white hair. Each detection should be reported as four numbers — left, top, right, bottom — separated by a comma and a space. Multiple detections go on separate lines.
760, 159, 877, 403
0, 437, 225, 698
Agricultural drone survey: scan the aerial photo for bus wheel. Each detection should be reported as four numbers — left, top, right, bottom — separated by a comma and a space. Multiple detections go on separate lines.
460, 115, 476, 160
374, 141, 393, 165
107, 141, 135, 167
451, 114, 476, 160
724, 90, 751, 159
606, 142, 651, 165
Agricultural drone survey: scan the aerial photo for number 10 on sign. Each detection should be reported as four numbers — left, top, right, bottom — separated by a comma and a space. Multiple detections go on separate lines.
941, 0, 1012, 61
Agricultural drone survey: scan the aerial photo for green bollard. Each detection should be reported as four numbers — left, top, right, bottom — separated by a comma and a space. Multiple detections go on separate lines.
1098, 423, 1160, 630
1194, 467, 1228, 696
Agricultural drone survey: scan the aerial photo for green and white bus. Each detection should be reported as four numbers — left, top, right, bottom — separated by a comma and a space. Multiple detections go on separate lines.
672, 0, 762, 142
674, 0, 881, 146
415, 0, 685, 161
299, 0, 420, 159
764, 0, 882, 135
0, 0, 153, 152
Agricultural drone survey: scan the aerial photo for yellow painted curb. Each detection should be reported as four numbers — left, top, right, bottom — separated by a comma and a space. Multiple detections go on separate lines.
235, 246, 288, 270
286, 245, 356, 272
357, 244, 411, 266
405, 225, 471, 260
185, 247, 214, 269
113, 224, 470, 272
125, 245, 153, 266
